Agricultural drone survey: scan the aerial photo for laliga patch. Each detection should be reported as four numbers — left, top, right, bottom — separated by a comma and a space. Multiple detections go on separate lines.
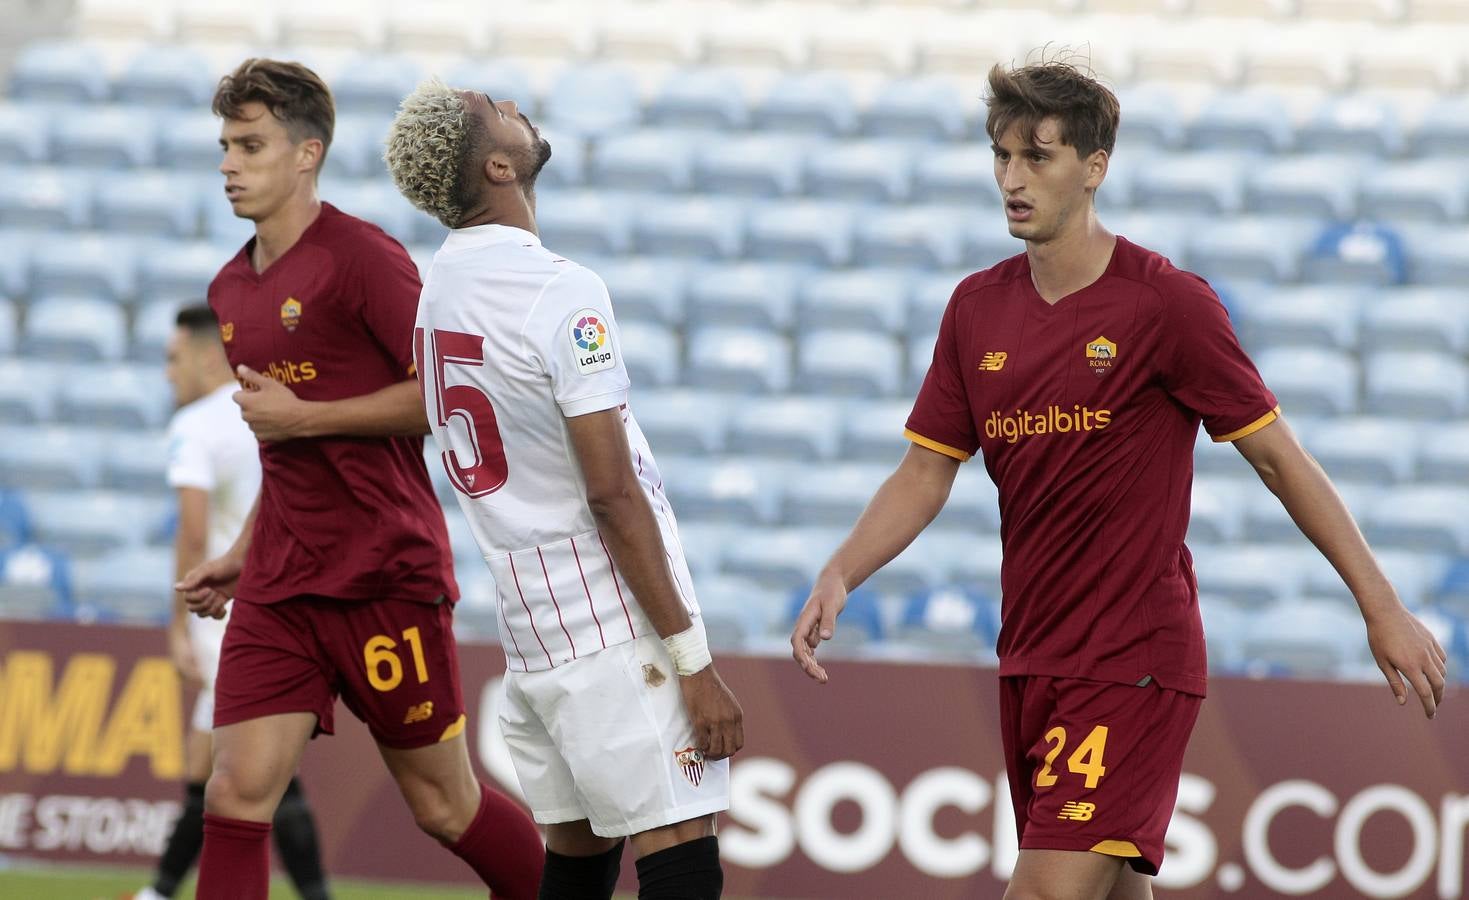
569, 308, 616, 375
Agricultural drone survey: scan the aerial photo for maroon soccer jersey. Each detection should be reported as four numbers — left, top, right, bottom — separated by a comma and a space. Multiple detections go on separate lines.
906, 237, 1277, 696
208, 203, 457, 605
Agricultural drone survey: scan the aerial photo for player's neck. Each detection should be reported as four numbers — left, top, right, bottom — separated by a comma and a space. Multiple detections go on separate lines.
251, 194, 322, 274
457, 189, 537, 235
1025, 214, 1115, 304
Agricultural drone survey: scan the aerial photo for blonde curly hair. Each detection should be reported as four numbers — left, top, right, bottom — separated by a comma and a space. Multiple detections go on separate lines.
385, 79, 478, 228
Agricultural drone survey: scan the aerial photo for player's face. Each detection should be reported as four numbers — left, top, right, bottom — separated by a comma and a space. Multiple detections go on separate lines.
993, 116, 1106, 245
459, 90, 552, 188
218, 100, 320, 222
165, 327, 202, 407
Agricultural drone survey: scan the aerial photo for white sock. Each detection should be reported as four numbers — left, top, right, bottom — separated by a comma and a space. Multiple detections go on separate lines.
132, 887, 168, 900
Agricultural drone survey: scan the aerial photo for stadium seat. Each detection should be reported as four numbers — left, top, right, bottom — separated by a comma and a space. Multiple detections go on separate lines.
542, 65, 641, 137
695, 574, 784, 651
136, 240, 230, 304
895, 586, 999, 660
619, 320, 681, 388
52, 106, 157, 168
0, 165, 91, 229
0, 543, 73, 617
629, 195, 745, 260
1107, 212, 1194, 270
1132, 152, 1246, 215
0, 103, 51, 164
929, 463, 1001, 534
1360, 288, 1469, 355
746, 201, 856, 266
101, 431, 170, 493
592, 129, 701, 193
451, 568, 500, 641
27, 489, 170, 557
842, 398, 917, 464
158, 111, 226, 171
94, 170, 201, 238
1253, 348, 1359, 417
907, 271, 969, 337
443, 59, 534, 109
1298, 95, 1403, 157
1306, 417, 1419, 483
1302, 221, 1408, 286
1303, 548, 1449, 610
1193, 425, 1260, 479
796, 330, 903, 397
910, 144, 1002, 207
681, 326, 791, 394
0, 358, 59, 423
1186, 215, 1315, 283
113, 45, 215, 107
798, 268, 910, 334
781, 461, 892, 525
1242, 599, 1366, 677
1114, 85, 1185, 149
647, 68, 750, 131
964, 214, 1027, 270
854, 205, 967, 269
631, 389, 730, 456
754, 72, 858, 136
0, 230, 31, 297
0, 490, 28, 548
726, 395, 846, 461
1188, 476, 1249, 544
534, 190, 633, 257
0, 298, 12, 357
1244, 154, 1363, 221
1198, 595, 1249, 674
534, 127, 588, 190
662, 457, 785, 525
71, 546, 172, 623
1359, 159, 1469, 223
684, 262, 800, 330
1192, 544, 1312, 607
862, 76, 968, 141
693, 133, 810, 197
803, 140, 913, 203
1417, 422, 1469, 483
906, 331, 938, 394
594, 257, 686, 326
31, 234, 137, 301
57, 363, 169, 429
332, 55, 424, 117
25, 297, 127, 360
323, 114, 391, 180
673, 521, 729, 579
8, 42, 108, 103
1232, 285, 1363, 352
1187, 89, 1295, 153
1404, 224, 1469, 287
130, 297, 188, 362
1436, 559, 1469, 617
781, 581, 884, 652
1412, 95, 1469, 157
1240, 478, 1379, 544
919, 531, 1004, 600
1363, 352, 1469, 419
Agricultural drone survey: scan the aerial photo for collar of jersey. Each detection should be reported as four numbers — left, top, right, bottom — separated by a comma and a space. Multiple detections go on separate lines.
442, 223, 542, 250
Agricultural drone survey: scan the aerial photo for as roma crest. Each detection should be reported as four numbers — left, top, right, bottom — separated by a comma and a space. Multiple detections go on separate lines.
1085, 335, 1117, 375
280, 297, 303, 332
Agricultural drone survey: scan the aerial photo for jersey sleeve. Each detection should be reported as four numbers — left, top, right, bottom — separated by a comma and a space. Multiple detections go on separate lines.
166, 413, 216, 491
1158, 274, 1280, 442
522, 266, 632, 418
904, 284, 979, 461
351, 229, 424, 377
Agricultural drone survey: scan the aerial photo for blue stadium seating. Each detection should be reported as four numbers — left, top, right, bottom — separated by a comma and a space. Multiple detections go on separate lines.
543, 65, 641, 137
1189, 476, 1249, 544
862, 77, 967, 141
929, 464, 1001, 534
1361, 288, 1469, 355
1404, 224, 1469, 286
27, 489, 170, 557
1308, 417, 1419, 483
57, 363, 169, 429
593, 129, 700, 193
0, 230, 31, 296
535, 128, 588, 189
798, 269, 909, 334
114, 45, 215, 107
1240, 479, 1380, 545
535, 189, 633, 257
52, 106, 157, 168
1198, 595, 1250, 673
1417, 423, 1469, 483
895, 586, 999, 659
0, 166, 91, 229
663, 457, 785, 525
325, 114, 391, 180
782, 581, 883, 649
1187, 89, 1295, 154
619, 320, 681, 388
755, 72, 858, 136
31, 233, 137, 300
746, 201, 855, 266
1114, 85, 1185, 149
1233, 285, 1363, 352
1413, 95, 1469, 157
443, 60, 534, 110
1365, 485, 1469, 555
1245, 154, 1363, 221
854, 205, 967, 269
136, 241, 228, 305
1132, 152, 1246, 215
684, 262, 800, 331
25, 297, 128, 360
1303, 221, 1408, 285
333, 55, 425, 118
693, 133, 808, 197
919, 532, 1004, 599
1187, 215, 1315, 283
682, 326, 791, 394
910, 144, 1000, 206
0, 363, 60, 428
0, 103, 50, 164
158, 111, 224, 171
94, 170, 201, 238
0, 490, 29, 548
632, 390, 729, 456
1242, 599, 1366, 676
71, 546, 172, 623
696, 574, 783, 651
597, 257, 687, 325
1359, 159, 1469, 223
840, 399, 915, 464
0, 543, 73, 617
1363, 352, 1469, 419
630, 195, 746, 260
647, 68, 749, 131
803, 140, 913, 203
1302, 548, 1448, 610
1254, 348, 1359, 417
102, 431, 171, 493
726, 395, 845, 460
1298, 95, 1402, 157
797, 330, 902, 397
1194, 544, 1313, 608
9, 42, 108, 104
781, 462, 893, 526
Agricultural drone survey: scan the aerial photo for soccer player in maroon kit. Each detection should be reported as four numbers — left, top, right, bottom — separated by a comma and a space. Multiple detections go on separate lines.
175, 59, 543, 899
791, 60, 1447, 900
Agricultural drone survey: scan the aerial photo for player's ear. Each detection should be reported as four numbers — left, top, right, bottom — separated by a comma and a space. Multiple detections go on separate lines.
483, 150, 517, 186
296, 137, 324, 175
1084, 149, 1108, 191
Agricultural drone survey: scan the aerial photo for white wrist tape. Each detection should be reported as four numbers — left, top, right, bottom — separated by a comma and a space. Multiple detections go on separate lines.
663, 618, 712, 676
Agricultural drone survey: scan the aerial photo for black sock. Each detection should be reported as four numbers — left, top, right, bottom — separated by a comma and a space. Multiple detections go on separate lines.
153, 781, 206, 897
272, 778, 331, 900
538, 839, 624, 900
635, 836, 722, 900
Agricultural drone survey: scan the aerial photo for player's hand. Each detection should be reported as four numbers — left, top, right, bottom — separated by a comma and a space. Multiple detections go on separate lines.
176, 552, 242, 620
678, 666, 744, 762
233, 364, 312, 443
790, 569, 847, 684
1366, 603, 1448, 719
167, 623, 203, 688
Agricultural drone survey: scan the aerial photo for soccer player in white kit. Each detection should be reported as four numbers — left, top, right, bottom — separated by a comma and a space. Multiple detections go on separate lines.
138, 304, 330, 900
386, 81, 744, 899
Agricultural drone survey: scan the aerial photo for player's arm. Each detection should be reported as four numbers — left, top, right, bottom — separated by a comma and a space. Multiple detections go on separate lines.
232, 366, 427, 442
565, 408, 744, 761
1234, 416, 1447, 717
169, 486, 210, 686
791, 443, 960, 683
177, 489, 258, 619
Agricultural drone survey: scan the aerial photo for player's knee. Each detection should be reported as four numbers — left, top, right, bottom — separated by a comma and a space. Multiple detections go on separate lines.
205, 761, 278, 816
404, 788, 471, 842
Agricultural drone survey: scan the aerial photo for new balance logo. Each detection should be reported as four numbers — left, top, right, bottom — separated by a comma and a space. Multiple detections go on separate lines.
979, 351, 1008, 372
403, 701, 434, 724
1058, 801, 1096, 822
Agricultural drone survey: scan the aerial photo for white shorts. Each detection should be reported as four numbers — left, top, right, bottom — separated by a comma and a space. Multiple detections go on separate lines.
500, 632, 730, 838
187, 608, 229, 733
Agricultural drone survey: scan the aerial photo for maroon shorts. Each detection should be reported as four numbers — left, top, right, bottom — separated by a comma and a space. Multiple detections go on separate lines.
215, 595, 467, 750
999, 675, 1202, 876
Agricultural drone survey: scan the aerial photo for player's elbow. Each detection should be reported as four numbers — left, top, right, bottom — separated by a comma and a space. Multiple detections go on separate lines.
585, 483, 639, 525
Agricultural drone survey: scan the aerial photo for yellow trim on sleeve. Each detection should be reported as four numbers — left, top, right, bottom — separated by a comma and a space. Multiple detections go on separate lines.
1212, 406, 1281, 443
1090, 840, 1142, 858
903, 428, 971, 461
438, 713, 467, 743
406, 362, 417, 377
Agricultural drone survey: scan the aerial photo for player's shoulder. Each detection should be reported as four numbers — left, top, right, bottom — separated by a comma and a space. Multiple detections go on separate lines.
315, 202, 401, 247
1110, 236, 1218, 308
950, 252, 1030, 307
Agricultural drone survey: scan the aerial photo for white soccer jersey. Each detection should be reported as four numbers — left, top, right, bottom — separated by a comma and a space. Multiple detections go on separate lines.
416, 224, 699, 673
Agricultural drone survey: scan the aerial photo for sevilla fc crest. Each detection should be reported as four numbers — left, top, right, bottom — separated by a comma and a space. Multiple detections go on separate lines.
675, 747, 705, 787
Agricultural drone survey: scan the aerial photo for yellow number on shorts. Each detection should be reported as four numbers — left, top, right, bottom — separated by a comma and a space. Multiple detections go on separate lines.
364, 628, 431, 693
1066, 725, 1109, 789
1035, 726, 1066, 788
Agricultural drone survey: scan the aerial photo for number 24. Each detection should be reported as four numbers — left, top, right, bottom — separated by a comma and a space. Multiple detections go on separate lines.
1036, 724, 1109, 790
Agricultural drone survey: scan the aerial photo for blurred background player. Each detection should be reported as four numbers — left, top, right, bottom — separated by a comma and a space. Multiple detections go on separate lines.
385, 81, 743, 900
138, 303, 331, 900
174, 59, 543, 899
791, 58, 1447, 900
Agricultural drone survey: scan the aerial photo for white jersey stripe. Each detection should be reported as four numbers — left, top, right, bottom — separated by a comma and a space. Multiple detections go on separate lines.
499, 587, 530, 672
570, 536, 608, 650
509, 553, 554, 668
538, 546, 578, 660
599, 532, 639, 642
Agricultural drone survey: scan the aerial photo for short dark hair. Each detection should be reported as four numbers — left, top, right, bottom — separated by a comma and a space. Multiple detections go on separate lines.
176, 304, 218, 338
213, 58, 335, 164
984, 60, 1120, 158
